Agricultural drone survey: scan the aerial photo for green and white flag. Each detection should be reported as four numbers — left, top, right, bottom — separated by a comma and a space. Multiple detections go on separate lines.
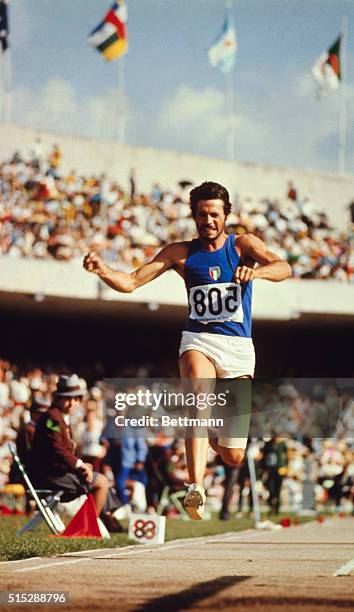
312, 36, 341, 95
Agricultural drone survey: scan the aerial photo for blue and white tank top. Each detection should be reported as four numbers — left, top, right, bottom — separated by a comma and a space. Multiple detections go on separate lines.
184, 234, 252, 337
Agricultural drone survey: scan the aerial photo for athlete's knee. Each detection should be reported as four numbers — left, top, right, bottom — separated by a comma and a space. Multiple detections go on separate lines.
219, 447, 245, 467
180, 358, 203, 379
208, 437, 219, 453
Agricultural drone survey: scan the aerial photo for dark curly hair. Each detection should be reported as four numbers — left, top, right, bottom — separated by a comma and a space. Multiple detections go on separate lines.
189, 181, 231, 218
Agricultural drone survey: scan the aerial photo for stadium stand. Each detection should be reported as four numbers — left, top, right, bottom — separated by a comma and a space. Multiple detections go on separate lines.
0, 146, 353, 280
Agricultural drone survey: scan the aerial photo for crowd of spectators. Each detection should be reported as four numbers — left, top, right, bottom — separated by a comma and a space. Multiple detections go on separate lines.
0, 143, 353, 280
0, 358, 353, 517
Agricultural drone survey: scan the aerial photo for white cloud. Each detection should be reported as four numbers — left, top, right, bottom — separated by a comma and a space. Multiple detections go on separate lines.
13, 79, 77, 130
152, 75, 354, 171
12, 78, 136, 141
10, 74, 354, 172
155, 83, 273, 158
295, 73, 316, 99
158, 84, 227, 149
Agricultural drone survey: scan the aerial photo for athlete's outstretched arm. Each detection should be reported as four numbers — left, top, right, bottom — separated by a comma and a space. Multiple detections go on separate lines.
235, 234, 292, 283
83, 244, 178, 293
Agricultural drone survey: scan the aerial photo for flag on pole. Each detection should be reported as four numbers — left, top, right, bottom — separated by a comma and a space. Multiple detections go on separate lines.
88, 1, 128, 62
312, 35, 341, 95
0, 0, 9, 52
208, 9, 237, 73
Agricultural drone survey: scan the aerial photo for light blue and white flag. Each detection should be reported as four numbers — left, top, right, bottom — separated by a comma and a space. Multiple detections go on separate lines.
208, 9, 237, 73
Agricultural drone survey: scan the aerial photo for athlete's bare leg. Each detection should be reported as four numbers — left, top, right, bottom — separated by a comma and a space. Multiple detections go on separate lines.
179, 350, 216, 486
209, 437, 246, 465
209, 437, 245, 466
209, 375, 252, 467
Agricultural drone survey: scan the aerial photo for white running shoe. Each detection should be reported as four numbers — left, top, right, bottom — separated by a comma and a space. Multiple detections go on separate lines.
183, 483, 206, 520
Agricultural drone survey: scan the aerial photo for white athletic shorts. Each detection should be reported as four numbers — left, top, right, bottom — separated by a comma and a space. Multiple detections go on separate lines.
179, 331, 255, 379
179, 331, 255, 449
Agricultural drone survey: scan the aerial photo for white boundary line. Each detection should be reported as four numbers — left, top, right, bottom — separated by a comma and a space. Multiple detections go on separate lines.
11, 527, 289, 574
11, 531, 257, 573
5, 519, 348, 573
0, 521, 330, 569
4, 523, 312, 571
57, 530, 256, 558
0, 556, 41, 565
60, 544, 138, 557
2, 530, 250, 567
14, 558, 91, 573
13, 541, 205, 573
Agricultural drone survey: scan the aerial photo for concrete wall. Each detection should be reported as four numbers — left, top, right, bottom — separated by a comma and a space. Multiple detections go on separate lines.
1, 124, 353, 229
0, 256, 353, 320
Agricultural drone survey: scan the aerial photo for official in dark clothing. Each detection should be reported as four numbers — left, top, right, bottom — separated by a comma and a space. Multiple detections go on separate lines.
262, 436, 288, 515
30, 375, 122, 530
220, 463, 240, 520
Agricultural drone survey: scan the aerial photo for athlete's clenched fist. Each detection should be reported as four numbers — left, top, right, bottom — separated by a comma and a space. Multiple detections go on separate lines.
235, 265, 256, 283
83, 251, 105, 275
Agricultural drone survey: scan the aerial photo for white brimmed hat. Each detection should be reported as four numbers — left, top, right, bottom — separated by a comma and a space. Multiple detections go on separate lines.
54, 374, 83, 398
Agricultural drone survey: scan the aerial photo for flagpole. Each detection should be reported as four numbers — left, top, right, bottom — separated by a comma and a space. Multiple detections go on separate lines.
225, 0, 234, 160
338, 16, 347, 173
0, 0, 11, 123
0, 48, 3, 121
0, 45, 10, 123
117, 56, 125, 143
4, 41, 11, 122
226, 69, 235, 160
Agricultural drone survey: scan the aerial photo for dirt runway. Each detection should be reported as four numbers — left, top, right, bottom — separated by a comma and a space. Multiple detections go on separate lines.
1, 517, 353, 611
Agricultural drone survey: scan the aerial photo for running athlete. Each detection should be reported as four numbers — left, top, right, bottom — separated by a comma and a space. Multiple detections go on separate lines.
83, 182, 292, 519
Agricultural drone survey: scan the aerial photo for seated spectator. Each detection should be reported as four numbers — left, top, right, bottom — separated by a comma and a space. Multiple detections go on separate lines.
30, 374, 122, 531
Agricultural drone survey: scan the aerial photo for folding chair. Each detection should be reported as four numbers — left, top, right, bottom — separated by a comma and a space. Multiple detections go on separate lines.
146, 445, 191, 520
157, 485, 190, 519
8, 444, 65, 535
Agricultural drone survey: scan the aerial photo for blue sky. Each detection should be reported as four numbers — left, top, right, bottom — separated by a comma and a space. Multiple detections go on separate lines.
6, 0, 354, 171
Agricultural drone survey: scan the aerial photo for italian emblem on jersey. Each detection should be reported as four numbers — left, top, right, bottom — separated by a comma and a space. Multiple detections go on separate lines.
209, 266, 221, 281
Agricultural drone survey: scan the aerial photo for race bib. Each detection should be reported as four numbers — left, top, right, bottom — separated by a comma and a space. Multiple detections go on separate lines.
189, 282, 244, 323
